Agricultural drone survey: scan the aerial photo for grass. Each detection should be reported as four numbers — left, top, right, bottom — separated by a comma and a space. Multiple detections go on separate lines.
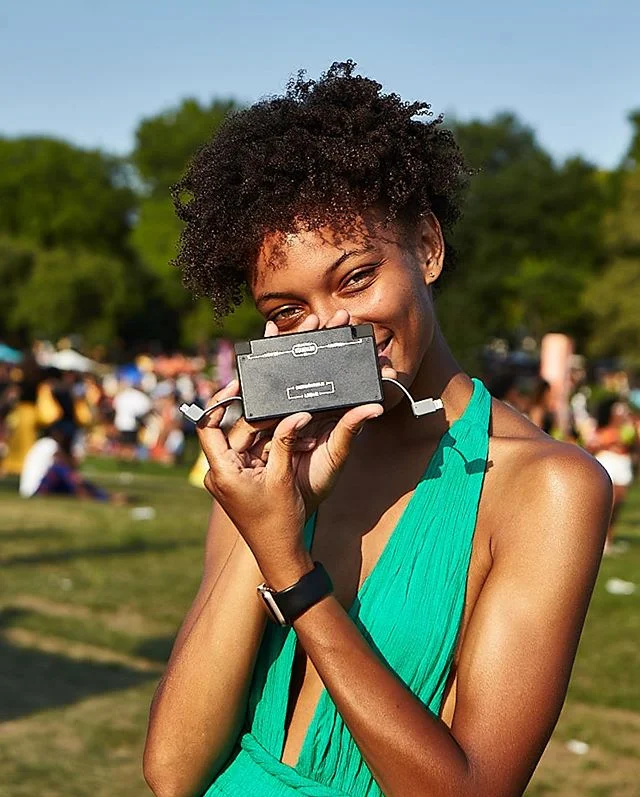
1, 459, 639, 796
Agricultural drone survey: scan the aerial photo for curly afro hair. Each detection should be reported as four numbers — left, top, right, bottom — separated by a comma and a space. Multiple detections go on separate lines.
172, 61, 468, 316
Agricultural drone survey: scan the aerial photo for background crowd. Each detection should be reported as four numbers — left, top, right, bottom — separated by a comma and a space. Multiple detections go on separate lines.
1, 337, 638, 550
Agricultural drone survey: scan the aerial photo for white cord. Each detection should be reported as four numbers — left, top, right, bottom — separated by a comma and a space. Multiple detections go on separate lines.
381, 377, 443, 417
179, 395, 243, 424
180, 380, 442, 423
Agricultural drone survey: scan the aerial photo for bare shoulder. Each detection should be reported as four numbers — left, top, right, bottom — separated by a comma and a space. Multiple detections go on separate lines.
484, 398, 613, 553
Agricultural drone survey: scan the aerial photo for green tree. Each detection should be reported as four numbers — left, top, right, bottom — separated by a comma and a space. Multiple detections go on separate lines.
8, 245, 140, 346
438, 114, 606, 366
583, 111, 640, 367
130, 97, 264, 343
0, 137, 135, 255
0, 238, 36, 340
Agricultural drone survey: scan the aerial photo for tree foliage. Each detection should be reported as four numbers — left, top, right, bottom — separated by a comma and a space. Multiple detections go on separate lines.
129, 97, 265, 344
2, 240, 139, 346
0, 137, 135, 255
0, 101, 637, 362
438, 113, 607, 365
582, 111, 640, 367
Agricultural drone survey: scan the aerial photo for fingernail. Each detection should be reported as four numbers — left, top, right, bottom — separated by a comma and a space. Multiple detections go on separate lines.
294, 414, 312, 431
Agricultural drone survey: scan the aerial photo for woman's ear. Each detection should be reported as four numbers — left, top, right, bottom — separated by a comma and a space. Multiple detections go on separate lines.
417, 213, 445, 286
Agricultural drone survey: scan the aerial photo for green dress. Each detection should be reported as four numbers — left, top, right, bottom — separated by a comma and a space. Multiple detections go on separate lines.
205, 378, 490, 796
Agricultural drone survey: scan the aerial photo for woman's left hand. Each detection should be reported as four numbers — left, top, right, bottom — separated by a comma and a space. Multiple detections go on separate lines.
196, 383, 382, 589
197, 388, 317, 585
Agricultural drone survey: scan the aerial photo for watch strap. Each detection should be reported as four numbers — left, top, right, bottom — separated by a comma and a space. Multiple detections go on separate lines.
258, 562, 333, 625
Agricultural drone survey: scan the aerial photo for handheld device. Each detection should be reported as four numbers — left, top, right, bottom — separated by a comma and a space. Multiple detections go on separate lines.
179, 324, 443, 425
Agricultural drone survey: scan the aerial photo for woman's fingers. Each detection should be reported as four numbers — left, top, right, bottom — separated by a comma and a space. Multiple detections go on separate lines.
326, 403, 383, 467
324, 309, 350, 328
266, 412, 313, 481
227, 416, 276, 454
196, 380, 239, 465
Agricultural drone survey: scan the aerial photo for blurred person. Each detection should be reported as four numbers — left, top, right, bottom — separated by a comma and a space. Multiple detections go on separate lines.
486, 370, 529, 413
144, 385, 186, 465
20, 427, 124, 503
1, 355, 43, 475
586, 398, 636, 552
528, 379, 555, 434
113, 376, 152, 459
144, 64, 611, 797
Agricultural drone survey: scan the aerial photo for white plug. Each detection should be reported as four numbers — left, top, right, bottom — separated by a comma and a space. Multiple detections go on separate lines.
179, 395, 243, 425
381, 377, 443, 418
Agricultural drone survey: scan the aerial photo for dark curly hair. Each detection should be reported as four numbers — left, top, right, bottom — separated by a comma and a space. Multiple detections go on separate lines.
172, 61, 468, 316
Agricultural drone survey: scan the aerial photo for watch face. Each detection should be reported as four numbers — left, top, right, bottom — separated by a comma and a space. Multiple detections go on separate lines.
257, 585, 287, 626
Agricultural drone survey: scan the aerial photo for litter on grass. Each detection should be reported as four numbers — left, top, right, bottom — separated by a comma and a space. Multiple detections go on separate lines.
566, 739, 590, 756
605, 578, 636, 596
130, 506, 156, 521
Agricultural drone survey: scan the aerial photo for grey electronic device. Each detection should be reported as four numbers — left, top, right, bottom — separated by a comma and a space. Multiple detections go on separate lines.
178, 324, 444, 426
235, 323, 384, 422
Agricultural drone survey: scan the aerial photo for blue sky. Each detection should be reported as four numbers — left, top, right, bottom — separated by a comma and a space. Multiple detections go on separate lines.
2, 0, 638, 167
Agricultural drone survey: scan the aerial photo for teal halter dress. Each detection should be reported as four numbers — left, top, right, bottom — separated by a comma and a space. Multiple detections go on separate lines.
205, 378, 491, 796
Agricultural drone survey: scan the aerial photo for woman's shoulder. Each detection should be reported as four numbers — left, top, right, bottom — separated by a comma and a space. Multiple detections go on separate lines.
483, 397, 612, 546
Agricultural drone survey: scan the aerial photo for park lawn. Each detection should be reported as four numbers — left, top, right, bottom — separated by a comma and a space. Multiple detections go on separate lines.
0, 460, 639, 797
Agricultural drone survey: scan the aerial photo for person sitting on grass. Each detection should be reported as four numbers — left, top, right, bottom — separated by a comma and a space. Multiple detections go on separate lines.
20, 426, 124, 504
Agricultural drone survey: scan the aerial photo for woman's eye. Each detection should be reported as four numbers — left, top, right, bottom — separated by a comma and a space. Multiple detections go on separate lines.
342, 267, 377, 290
270, 306, 300, 324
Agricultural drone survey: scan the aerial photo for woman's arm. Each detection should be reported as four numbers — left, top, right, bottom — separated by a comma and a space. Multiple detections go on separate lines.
143, 501, 266, 797
288, 446, 611, 797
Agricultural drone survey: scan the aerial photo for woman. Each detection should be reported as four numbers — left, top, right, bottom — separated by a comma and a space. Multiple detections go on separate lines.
588, 398, 635, 552
144, 63, 611, 797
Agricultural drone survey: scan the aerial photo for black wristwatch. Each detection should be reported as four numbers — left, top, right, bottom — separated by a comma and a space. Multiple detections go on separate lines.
257, 562, 333, 626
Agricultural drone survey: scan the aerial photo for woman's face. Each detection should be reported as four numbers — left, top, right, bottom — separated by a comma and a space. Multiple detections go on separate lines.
249, 215, 444, 401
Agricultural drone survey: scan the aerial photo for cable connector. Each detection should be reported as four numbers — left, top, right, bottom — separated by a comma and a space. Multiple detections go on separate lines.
381, 377, 443, 417
179, 395, 243, 425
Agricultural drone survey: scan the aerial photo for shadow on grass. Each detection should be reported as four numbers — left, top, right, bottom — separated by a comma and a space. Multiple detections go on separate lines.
0, 606, 177, 665
0, 537, 202, 566
0, 475, 20, 494
135, 636, 175, 663
0, 528, 68, 541
0, 638, 158, 722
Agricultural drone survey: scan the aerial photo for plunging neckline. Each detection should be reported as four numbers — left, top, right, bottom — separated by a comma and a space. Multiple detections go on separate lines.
279, 378, 481, 769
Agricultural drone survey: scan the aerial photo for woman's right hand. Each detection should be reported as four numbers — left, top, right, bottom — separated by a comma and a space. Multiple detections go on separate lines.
198, 311, 383, 519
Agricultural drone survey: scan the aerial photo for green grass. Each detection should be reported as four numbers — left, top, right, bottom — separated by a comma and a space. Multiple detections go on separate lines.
1, 464, 639, 796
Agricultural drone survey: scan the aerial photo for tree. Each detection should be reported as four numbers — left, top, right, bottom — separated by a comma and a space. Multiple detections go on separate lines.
0, 238, 36, 340
437, 113, 607, 366
132, 98, 237, 197
0, 137, 135, 256
8, 245, 140, 346
583, 111, 640, 367
129, 98, 264, 344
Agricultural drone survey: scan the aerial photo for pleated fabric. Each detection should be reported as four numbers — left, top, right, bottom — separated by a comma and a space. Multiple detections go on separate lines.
205, 378, 491, 796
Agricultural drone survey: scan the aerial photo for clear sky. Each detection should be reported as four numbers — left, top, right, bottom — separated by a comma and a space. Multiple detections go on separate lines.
2, 0, 638, 167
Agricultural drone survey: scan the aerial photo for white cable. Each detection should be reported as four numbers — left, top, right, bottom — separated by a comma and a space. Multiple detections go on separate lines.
381, 377, 443, 417
179, 395, 243, 425
180, 380, 442, 423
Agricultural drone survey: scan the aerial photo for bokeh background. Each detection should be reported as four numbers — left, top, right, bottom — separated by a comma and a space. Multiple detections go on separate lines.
1, 2, 639, 795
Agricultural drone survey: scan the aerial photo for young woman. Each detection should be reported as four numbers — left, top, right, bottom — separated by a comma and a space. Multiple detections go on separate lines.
587, 398, 636, 552
143, 63, 612, 797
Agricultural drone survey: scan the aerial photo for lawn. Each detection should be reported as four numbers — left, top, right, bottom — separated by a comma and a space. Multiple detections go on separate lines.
1, 458, 639, 797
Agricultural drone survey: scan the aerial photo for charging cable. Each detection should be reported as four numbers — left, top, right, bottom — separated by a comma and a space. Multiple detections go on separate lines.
180, 379, 441, 425
380, 377, 443, 417
179, 395, 242, 425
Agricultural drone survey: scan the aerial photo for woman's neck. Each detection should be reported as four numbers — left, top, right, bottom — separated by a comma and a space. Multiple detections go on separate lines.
362, 324, 474, 447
